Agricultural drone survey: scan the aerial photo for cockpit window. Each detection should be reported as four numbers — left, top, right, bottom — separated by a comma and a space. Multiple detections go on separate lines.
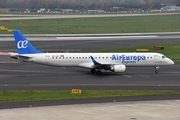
162, 56, 166, 58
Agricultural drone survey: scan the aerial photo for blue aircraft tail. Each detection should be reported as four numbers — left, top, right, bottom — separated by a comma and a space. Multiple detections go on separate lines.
13, 30, 43, 54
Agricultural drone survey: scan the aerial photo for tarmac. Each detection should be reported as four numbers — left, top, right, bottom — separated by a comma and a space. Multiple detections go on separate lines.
0, 100, 180, 120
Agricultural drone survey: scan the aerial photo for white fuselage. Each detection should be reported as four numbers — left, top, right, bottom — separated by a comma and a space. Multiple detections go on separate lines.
11, 30, 174, 74
22, 52, 174, 69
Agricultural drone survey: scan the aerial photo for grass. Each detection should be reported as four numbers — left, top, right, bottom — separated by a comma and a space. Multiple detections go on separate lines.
0, 14, 180, 34
0, 90, 180, 103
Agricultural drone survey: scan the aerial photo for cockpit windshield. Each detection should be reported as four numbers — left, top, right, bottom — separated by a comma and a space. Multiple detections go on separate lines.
162, 56, 166, 58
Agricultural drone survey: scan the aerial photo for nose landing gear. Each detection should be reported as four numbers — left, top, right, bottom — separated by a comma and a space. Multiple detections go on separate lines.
155, 70, 159, 73
155, 66, 160, 73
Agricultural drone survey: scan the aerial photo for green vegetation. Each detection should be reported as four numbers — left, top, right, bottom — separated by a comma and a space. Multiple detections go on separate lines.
0, 90, 180, 103
1, 14, 180, 34
2, 0, 179, 11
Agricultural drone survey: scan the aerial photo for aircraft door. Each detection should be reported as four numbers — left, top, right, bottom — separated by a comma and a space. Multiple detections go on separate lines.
45, 55, 50, 63
154, 55, 159, 63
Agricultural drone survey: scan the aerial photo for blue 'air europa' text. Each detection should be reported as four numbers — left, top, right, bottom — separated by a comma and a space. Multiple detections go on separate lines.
112, 54, 146, 64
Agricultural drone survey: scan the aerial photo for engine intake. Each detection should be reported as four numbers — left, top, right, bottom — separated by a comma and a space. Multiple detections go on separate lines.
111, 65, 126, 73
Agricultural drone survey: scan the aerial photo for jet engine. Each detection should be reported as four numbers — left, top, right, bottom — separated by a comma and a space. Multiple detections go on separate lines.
111, 65, 126, 73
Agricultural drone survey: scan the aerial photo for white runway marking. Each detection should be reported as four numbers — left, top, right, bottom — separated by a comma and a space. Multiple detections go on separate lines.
56, 36, 158, 40
138, 74, 149, 78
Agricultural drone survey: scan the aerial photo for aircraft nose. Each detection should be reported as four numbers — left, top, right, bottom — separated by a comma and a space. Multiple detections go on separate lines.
169, 59, 174, 65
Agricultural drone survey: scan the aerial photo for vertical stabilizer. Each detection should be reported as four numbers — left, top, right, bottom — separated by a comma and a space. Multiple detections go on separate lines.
13, 30, 43, 54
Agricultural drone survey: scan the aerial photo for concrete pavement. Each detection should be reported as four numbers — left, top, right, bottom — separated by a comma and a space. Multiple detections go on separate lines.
0, 100, 180, 120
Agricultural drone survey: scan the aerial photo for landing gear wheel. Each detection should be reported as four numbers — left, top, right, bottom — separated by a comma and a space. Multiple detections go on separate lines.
90, 68, 96, 74
154, 66, 160, 74
155, 70, 159, 73
96, 70, 102, 75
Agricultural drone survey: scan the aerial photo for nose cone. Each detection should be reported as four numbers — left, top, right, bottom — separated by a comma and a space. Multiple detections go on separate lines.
169, 59, 174, 65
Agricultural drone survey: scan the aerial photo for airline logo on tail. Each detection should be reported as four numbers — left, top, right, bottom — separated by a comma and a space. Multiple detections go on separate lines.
13, 30, 43, 54
17, 40, 28, 49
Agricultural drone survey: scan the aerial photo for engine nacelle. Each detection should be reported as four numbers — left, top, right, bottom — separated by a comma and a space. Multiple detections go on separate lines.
111, 65, 126, 73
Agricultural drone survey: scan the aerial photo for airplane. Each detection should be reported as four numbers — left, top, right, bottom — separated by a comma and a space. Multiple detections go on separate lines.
1, 30, 174, 75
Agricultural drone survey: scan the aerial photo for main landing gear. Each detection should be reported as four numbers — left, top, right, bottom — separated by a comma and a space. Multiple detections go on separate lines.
90, 68, 102, 75
155, 66, 160, 73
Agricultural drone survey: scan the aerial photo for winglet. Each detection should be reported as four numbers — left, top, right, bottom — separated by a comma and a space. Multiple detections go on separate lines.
65, 50, 69, 53
90, 56, 101, 65
13, 30, 44, 54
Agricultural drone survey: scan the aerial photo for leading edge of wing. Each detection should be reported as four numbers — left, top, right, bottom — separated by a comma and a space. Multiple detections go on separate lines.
78, 56, 112, 68
90, 56, 101, 65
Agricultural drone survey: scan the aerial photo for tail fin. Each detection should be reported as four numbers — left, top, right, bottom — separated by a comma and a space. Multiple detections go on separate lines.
13, 30, 43, 54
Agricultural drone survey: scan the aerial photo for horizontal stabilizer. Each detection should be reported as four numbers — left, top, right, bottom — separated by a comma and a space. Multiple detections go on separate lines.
17, 55, 32, 60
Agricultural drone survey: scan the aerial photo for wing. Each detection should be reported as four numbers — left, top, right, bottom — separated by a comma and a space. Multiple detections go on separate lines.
78, 56, 114, 69
90, 56, 115, 69
89, 56, 126, 72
